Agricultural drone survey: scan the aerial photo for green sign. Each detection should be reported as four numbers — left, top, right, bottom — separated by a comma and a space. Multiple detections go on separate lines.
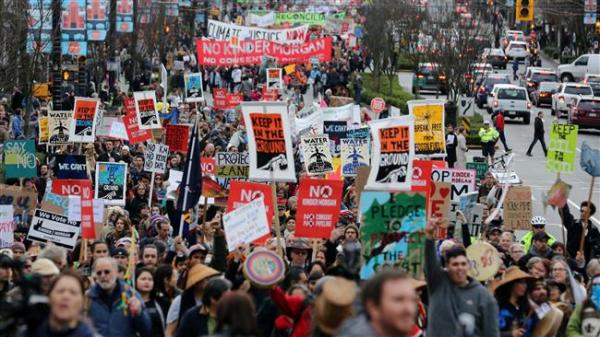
466, 162, 488, 181
547, 123, 578, 173
4, 140, 37, 178
250, 11, 346, 25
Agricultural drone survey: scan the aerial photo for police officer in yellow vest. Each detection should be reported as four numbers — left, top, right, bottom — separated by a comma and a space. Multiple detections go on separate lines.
478, 120, 500, 165
521, 216, 557, 252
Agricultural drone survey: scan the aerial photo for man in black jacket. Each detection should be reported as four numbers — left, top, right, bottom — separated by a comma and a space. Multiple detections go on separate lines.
559, 201, 600, 262
526, 111, 547, 157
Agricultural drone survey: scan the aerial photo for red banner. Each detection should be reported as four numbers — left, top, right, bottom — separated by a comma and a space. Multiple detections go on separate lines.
52, 179, 91, 196
227, 180, 274, 243
52, 179, 95, 239
123, 98, 152, 144
165, 124, 190, 153
295, 177, 343, 239
213, 88, 228, 110
411, 159, 433, 193
196, 37, 333, 66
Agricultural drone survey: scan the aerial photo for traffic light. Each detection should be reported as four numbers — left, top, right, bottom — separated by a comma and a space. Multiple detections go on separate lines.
596, 21, 600, 35
62, 70, 71, 81
516, 0, 534, 22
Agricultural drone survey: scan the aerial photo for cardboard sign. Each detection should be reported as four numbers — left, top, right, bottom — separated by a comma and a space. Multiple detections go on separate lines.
242, 102, 296, 182
4, 140, 37, 178
216, 152, 249, 178
54, 154, 87, 180
411, 159, 433, 193
69, 97, 99, 143
38, 116, 49, 144
340, 138, 369, 177
504, 186, 532, 230
366, 116, 415, 191
48, 110, 72, 145
144, 143, 169, 174
165, 124, 190, 153
227, 180, 274, 243
547, 123, 579, 173
429, 181, 451, 228
223, 197, 270, 251
408, 99, 446, 156
196, 37, 332, 66
466, 162, 489, 182
0, 205, 14, 248
94, 162, 127, 205
184, 72, 204, 103
266, 68, 283, 91
41, 180, 69, 215
295, 177, 343, 238
359, 191, 427, 279
301, 135, 333, 176
123, 99, 152, 144
206, 19, 308, 43
0, 184, 38, 214
134, 91, 161, 129
431, 168, 477, 201
27, 209, 81, 250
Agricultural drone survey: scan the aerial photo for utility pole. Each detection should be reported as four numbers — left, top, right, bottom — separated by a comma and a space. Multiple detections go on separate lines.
51, 0, 62, 110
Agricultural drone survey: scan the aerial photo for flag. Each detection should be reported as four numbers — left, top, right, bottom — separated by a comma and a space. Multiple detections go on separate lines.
176, 121, 202, 235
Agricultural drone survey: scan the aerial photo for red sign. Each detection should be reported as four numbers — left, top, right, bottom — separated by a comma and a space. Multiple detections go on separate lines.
212, 88, 228, 110
295, 177, 344, 239
411, 159, 433, 193
165, 124, 190, 153
52, 179, 95, 239
226, 92, 243, 108
52, 179, 91, 196
196, 37, 333, 66
370, 97, 386, 113
123, 98, 152, 144
201, 158, 216, 176
227, 181, 274, 243
262, 87, 280, 101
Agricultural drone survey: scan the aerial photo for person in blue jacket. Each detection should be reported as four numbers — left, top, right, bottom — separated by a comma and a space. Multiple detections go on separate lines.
86, 257, 151, 337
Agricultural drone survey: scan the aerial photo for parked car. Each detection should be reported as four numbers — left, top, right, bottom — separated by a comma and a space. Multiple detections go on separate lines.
488, 84, 532, 124
557, 54, 600, 82
505, 41, 529, 60
476, 73, 511, 108
531, 82, 561, 107
551, 83, 594, 117
483, 48, 508, 69
569, 97, 600, 129
520, 68, 559, 96
584, 74, 600, 96
501, 30, 525, 50
412, 63, 447, 94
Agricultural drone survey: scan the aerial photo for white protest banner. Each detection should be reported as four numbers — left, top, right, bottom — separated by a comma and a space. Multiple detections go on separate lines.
67, 196, 81, 221
0, 205, 14, 248
166, 170, 183, 200
28, 209, 81, 250
69, 98, 99, 143
301, 135, 333, 176
184, 72, 204, 103
161, 64, 168, 113
134, 91, 161, 129
223, 197, 270, 251
93, 199, 105, 224
294, 106, 323, 136
247, 11, 276, 27
366, 116, 415, 191
341, 138, 369, 177
48, 110, 72, 145
207, 19, 308, 44
266, 68, 283, 91
242, 102, 296, 182
144, 143, 169, 174
431, 168, 477, 201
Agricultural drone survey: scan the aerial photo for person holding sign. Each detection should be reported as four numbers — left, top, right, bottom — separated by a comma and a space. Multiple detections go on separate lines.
559, 201, 600, 263
424, 218, 499, 337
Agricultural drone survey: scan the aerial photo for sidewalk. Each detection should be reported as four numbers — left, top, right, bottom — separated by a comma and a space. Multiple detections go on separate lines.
540, 51, 560, 68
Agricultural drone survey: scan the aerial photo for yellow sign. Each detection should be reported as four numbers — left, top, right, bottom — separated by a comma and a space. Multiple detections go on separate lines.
38, 116, 49, 143
410, 103, 445, 156
32, 83, 50, 98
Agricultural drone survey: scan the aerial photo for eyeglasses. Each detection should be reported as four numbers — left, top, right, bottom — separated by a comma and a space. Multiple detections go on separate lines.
95, 270, 112, 276
532, 225, 545, 229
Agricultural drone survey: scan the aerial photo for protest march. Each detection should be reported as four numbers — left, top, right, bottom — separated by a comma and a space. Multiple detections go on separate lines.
1, 1, 600, 337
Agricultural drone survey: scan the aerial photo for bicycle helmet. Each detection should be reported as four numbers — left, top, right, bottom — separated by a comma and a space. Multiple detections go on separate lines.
531, 216, 547, 226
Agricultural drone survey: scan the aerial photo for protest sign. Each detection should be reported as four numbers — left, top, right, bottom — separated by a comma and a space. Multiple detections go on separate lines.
581, 142, 600, 177
69, 97, 99, 143
408, 99, 446, 156
223, 197, 270, 251
196, 37, 332, 66
28, 209, 80, 250
52, 179, 95, 239
294, 107, 323, 136
431, 168, 477, 201
323, 121, 347, 155
466, 242, 501, 281
201, 158, 216, 176
165, 124, 190, 153
340, 138, 369, 177
246, 11, 276, 27
38, 116, 48, 144
48, 110, 72, 145
0, 205, 14, 248
411, 159, 433, 193
242, 102, 296, 182
144, 143, 169, 174
134, 91, 161, 129
267, 68, 283, 91
466, 162, 489, 182
123, 99, 152, 144
96, 116, 128, 140
54, 154, 87, 180
359, 191, 427, 279
212, 88, 228, 110
4, 140, 37, 178
0, 184, 38, 214
366, 116, 414, 191
52, 179, 91, 196
166, 170, 183, 200
429, 181, 451, 225
95, 162, 127, 205
547, 123, 579, 173
206, 19, 308, 43
41, 180, 69, 215
542, 179, 571, 210
301, 135, 333, 176
295, 177, 343, 238
226, 92, 243, 109
184, 72, 204, 102
504, 186, 532, 230
228, 181, 274, 226
216, 152, 249, 178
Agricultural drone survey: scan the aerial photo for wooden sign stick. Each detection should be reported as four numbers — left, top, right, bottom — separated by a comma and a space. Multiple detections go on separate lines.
579, 176, 596, 253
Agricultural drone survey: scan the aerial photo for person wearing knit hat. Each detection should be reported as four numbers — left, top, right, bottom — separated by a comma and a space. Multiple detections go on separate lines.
10, 242, 25, 258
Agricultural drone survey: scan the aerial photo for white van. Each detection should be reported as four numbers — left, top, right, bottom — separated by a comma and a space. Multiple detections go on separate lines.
557, 54, 600, 82
506, 41, 529, 60
489, 84, 532, 124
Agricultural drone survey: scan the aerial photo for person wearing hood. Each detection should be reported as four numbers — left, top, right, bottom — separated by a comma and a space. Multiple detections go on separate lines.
424, 218, 499, 337
519, 232, 556, 270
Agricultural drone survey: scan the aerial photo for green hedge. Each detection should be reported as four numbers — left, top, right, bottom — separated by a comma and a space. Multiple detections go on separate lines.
358, 73, 413, 112
396, 53, 414, 71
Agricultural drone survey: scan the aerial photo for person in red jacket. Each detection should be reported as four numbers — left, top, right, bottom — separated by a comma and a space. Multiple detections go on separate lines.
493, 108, 511, 152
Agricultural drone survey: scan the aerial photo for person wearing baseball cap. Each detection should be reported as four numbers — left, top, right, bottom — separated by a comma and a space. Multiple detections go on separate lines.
518, 230, 556, 270
112, 247, 130, 268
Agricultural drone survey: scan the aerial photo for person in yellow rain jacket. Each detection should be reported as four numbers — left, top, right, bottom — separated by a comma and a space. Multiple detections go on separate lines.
478, 120, 499, 165
521, 216, 557, 252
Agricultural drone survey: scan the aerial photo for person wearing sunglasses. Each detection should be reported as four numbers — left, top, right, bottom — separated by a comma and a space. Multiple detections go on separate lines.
520, 216, 556, 253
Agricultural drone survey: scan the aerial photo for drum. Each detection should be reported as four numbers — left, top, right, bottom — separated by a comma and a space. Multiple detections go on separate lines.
243, 249, 286, 288
466, 241, 501, 281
